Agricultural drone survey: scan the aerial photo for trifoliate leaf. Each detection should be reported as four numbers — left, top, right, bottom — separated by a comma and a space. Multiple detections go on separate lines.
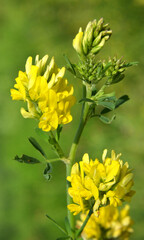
14, 154, 41, 164
28, 137, 47, 158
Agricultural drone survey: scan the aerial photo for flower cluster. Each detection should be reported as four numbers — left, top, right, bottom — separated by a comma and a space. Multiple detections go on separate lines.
67, 150, 135, 215
73, 18, 112, 57
77, 205, 133, 240
10, 55, 75, 132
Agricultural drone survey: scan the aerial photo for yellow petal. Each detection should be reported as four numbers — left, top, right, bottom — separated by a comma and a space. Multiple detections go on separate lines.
25, 56, 32, 75
67, 204, 81, 215
55, 67, 65, 81
48, 89, 57, 109
93, 198, 101, 212
82, 153, 90, 164
20, 107, 35, 119
10, 89, 23, 100
48, 73, 56, 89
28, 65, 39, 89
102, 149, 107, 162
71, 162, 79, 176
73, 29, 83, 55
106, 160, 120, 182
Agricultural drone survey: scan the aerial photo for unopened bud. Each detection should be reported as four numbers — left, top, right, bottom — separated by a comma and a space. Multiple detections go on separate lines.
73, 18, 112, 57
73, 28, 83, 55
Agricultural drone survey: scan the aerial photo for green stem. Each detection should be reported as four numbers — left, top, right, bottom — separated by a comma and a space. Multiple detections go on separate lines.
66, 164, 75, 238
46, 158, 64, 163
66, 84, 92, 239
69, 84, 91, 164
75, 208, 93, 239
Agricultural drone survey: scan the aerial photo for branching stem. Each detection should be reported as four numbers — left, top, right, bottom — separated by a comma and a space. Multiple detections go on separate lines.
66, 84, 92, 239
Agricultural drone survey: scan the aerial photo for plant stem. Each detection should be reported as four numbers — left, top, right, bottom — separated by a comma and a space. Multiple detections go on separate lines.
69, 84, 91, 164
75, 208, 93, 239
66, 84, 92, 239
46, 158, 64, 163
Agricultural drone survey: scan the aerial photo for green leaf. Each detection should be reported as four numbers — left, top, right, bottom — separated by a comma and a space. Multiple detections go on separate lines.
56, 124, 63, 141
35, 128, 49, 142
14, 154, 41, 164
99, 114, 116, 124
28, 137, 47, 158
65, 217, 71, 236
63, 54, 76, 75
115, 95, 129, 108
43, 163, 52, 181
79, 98, 95, 103
46, 214, 67, 235
97, 100, 115, 110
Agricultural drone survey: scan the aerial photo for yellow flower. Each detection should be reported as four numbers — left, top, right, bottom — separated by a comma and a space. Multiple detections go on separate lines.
10, 55, 76, 131
77, 205, 133, 240
39, 109, 58, 132
67, 150, 135, 215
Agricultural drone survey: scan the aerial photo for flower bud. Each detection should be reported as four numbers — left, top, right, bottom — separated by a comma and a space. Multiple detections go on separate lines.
73, 28, 83, 55
73, 18, 112, 57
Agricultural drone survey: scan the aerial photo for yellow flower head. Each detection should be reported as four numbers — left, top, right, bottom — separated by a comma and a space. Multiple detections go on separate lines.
67, 150, 135, 215
10, 55, 76, 131
77, 205, 133, 240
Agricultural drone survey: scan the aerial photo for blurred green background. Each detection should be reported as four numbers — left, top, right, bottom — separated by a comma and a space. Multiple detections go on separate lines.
0, 0, 144, 239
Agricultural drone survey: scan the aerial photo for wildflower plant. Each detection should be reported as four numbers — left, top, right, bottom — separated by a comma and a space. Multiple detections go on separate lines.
10, 18, 137, 240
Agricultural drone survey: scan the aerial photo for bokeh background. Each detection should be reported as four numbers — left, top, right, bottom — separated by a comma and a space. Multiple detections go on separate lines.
0, 0, 144, 239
